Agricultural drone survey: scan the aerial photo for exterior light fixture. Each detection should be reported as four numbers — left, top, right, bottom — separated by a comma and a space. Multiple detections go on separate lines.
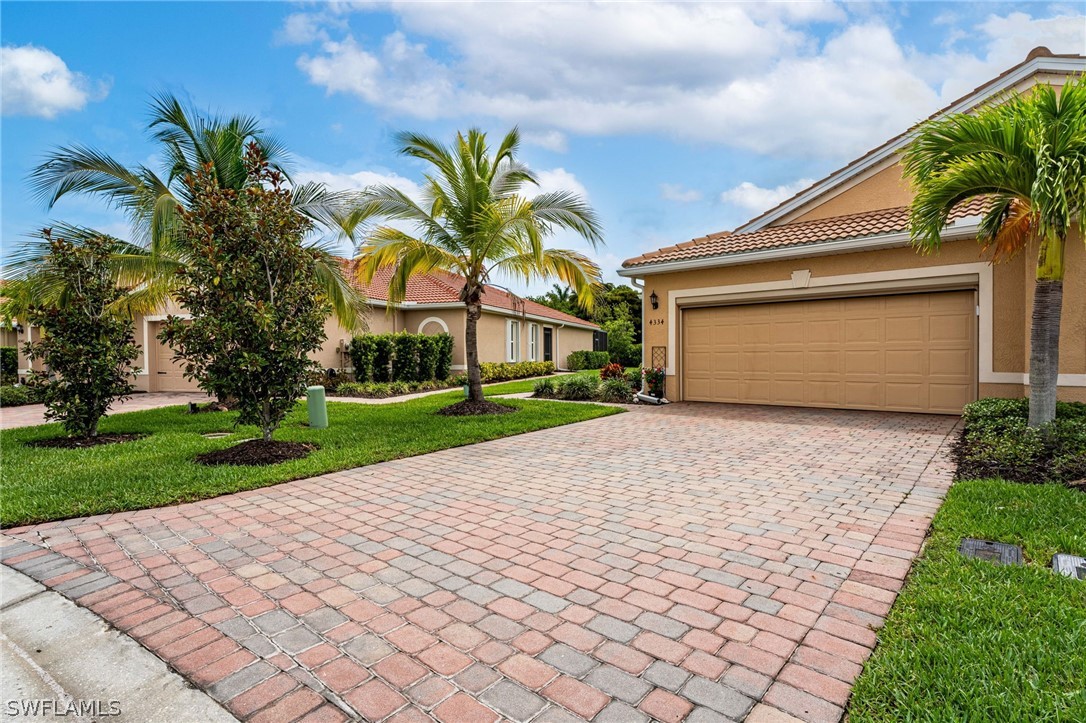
649, 291, 659, 310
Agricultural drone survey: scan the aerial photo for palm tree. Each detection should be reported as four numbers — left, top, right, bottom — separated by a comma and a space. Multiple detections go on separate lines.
354, 127, 604, 405
903, 76, 1086, 426
17, 92, 365, 328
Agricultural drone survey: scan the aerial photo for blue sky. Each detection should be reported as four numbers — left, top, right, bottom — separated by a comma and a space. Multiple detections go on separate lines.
2, 1, 1083, 293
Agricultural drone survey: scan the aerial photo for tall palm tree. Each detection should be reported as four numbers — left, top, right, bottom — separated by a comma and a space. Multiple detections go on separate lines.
354, 127, 604, 405
17, 92, 365, 328
903, 75, 1086, 426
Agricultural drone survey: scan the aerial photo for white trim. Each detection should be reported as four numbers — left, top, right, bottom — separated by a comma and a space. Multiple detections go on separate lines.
506, 319, 521, 362
659, 261, 1084, 389
737, 56, 1086, 234
527, 322, 539, 362
406, 302, 597, 331
618, 223, 980, 277
417, 316, 449, 334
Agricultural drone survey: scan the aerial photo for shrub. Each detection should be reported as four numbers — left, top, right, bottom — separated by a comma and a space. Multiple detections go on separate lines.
306, 368, 345, 393
391, 333, 420, 382
955, 397, 1086, 485
532, 378, 556, 398
567, 350, 609, 371
161, 147, 328, 442
349, 335, 377, 382
435, 334, 454, 380
557, 374, 599, 400
479, 361, 555, 382
0, 347, 17, 378
597, 377, 634, 403
417, 335, 440, 382
0, 385, 32, 407
389, 380, 411, 395
25, 232, 140, 437
600, 363, 626, 380
372, 335, 394, 382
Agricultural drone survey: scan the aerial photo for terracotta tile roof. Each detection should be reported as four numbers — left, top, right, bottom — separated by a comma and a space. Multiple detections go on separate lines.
622, 197, 988, 269
341, 261, 598, 328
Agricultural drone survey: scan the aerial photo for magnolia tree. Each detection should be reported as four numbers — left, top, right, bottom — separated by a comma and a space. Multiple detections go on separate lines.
24, 231, 140, 437
162, 145, 330, 442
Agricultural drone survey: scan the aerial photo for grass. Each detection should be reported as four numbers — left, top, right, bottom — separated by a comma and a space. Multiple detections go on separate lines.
0, 392, 620, 527
849, 479, 1086, 722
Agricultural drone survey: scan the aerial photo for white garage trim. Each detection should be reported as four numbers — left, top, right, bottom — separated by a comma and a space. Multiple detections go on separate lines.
417, 316, 449, 334
666, 262, 1085, 389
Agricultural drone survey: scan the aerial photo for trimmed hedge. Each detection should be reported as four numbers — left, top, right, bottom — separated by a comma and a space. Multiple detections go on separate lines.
350, 332, 454, 383
334, 379, 455, 399
567, 350, 610, 371
0, 347, 17, 378
478, 361, 555, 383
0, 385, 40, 407
954, 397, 1086, 486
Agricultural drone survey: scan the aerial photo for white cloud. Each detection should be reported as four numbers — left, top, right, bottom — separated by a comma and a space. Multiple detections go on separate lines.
533, 168, 589, 200
660, 183, 703, 203
720, 178, 815, 214
288, 4, 1084, 159
522, 130, 568, 153
1, 44, 108, 118
294, 164, 423, 198
277, 12, 330, 45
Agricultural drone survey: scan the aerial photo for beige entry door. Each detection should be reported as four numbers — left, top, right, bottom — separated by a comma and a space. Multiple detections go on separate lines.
681, 290, 976, 414
150, 322, 201, 392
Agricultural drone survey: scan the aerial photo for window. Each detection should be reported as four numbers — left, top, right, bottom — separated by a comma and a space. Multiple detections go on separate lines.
528, 323, 538, 361
506, 320, 521, 362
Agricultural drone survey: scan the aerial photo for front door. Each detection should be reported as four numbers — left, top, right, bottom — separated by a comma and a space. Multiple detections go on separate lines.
543, 327, 553, 362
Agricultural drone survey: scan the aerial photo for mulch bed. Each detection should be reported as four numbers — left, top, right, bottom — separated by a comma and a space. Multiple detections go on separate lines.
437, 399, 517, 416
196, 440, 318, 466
28, 433, 145, 449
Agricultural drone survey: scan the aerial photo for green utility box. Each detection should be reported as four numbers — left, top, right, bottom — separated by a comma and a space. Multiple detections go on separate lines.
306, 386, 328, 429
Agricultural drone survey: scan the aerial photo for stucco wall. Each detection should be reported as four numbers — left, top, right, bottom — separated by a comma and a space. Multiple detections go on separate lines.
404, 309, 467, 369
637, 234, 1085, 403
788, 162, 914, 223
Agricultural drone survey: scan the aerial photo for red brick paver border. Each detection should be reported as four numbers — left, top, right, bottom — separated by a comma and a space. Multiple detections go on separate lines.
2, 403, 958, 721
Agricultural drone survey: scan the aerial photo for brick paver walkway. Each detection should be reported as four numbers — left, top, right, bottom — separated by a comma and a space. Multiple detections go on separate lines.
0, 392, 208, 430
1, 403, 959, 722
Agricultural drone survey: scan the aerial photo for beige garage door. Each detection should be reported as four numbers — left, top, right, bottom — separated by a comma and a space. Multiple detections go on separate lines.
682, 290, 976, 414
150, 322, 201, 392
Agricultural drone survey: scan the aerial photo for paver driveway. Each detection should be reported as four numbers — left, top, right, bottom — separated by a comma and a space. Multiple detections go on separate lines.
1, 403, 959, 722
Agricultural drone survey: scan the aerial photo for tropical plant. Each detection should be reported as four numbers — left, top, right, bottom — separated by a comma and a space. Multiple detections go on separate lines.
22, 231, 140, 437
556, 373, 599, 401
161, 145, 329, 443
598, 377, 634, 403
532, 378, 557, 398
903, 76, 1086, 426
16, 92, 365, 329
354, 127, 603, 407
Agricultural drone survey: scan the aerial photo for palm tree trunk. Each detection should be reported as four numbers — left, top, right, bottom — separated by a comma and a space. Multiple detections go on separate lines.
1028, 278, 1063, 426
465, 302, 484, 402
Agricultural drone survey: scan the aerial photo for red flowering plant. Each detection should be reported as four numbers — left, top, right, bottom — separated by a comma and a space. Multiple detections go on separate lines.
642, 367, 666, 398
600, 362, 625, 380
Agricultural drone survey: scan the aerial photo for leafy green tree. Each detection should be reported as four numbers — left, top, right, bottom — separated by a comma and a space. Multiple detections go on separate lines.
355, 127, 604, 405
161, 145, 330, 442
603, 317, 639, 367
24, 231, 140, 438
903, 76, 1086, 426
17, 92, 364, 329
529, 283, 578, 316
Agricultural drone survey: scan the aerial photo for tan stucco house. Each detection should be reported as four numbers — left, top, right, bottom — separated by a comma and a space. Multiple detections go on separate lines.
12, 266, 600, 392
620, 49, 1085, 414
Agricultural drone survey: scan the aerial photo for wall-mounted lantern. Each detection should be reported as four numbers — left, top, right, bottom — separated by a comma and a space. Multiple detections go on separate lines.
649, 291, 659, 310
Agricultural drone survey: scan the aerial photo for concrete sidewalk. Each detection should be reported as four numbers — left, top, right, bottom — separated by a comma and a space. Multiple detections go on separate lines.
0, 565, 235, 722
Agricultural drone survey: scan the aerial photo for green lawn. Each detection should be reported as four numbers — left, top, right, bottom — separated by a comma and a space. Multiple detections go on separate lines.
0, 392, 620, 527
849, 479, 1086, 722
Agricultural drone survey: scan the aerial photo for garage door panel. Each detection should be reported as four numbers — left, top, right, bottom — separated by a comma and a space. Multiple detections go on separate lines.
682, 290, 976, 414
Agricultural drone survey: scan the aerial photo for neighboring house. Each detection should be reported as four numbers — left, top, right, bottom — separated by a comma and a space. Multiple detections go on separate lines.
12, 266, 601, 392
620, 48, 1085, 414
